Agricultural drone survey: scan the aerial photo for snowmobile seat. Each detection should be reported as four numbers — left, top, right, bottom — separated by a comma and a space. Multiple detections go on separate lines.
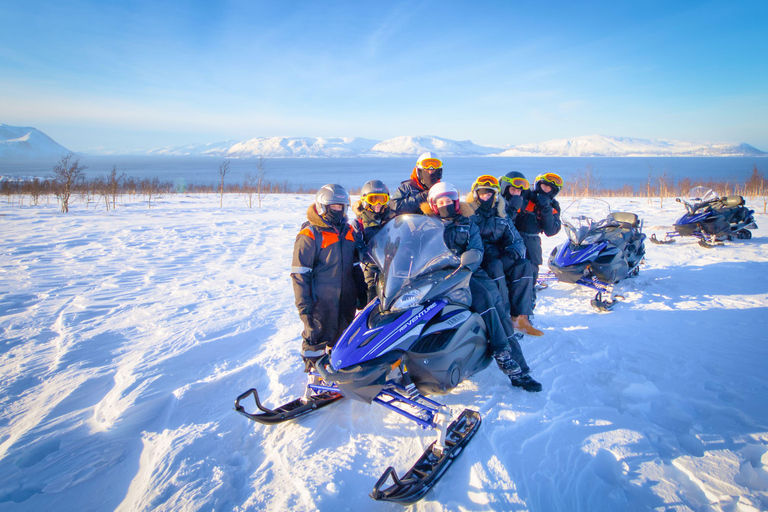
722, 196, 745, 207
608, 212, 639, 230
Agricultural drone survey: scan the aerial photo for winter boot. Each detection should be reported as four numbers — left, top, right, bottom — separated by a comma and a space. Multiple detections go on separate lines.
513, 315, 544, 337
493, 349, 523, 377
509, 373, 543, 392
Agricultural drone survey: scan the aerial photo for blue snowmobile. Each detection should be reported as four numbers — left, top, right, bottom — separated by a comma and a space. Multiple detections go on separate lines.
650, 186, 757, 248
539, 200, 646, 311
235, 215, 497, 504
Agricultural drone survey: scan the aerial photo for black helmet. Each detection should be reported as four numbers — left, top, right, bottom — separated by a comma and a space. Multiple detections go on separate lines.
498, 171, 530, 198
533, 173, 563, 197
315, 184, 350, 216
360, 180, 390, 211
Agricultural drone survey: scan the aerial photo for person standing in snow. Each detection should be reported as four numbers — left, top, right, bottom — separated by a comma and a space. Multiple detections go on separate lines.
351, 180, 397, 303
391, 152, 443, 215
467, 175, 543, 337
501, 172, 562, 322
422, 181, 543, 392
291, 184, 365, 373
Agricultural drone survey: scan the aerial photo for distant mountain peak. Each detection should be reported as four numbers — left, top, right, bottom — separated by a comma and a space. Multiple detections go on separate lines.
0, 124, 73, 159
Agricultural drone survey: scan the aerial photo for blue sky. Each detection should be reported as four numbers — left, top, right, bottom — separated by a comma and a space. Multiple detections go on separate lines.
1, 0, 767, 151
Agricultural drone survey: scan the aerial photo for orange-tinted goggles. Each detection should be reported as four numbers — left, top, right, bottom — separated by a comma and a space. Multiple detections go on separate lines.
500, 175, 530, 190
472, 175, 500, 191
535, 173, 563, 187
363, 193, 390, 206
418, 158, 443, 170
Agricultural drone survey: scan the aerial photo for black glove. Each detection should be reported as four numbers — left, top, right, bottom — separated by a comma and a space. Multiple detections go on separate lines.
536, 193, 552, 208
506, 194, 524, 212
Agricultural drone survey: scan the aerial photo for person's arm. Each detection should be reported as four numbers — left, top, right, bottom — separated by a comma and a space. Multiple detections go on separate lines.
392, 183, 428, 215
500, 218, 526, 260
537, 195, 561, 236
290, 228, 317, 323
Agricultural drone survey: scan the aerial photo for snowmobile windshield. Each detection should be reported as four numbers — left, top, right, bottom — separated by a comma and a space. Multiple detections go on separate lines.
682, 187, 719, 212
561, 199, 614, 246
368, 215, 460, 311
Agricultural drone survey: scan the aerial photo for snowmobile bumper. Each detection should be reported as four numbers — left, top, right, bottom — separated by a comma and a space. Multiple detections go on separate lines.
370, 408, 481, 504
315, 351, 403, 404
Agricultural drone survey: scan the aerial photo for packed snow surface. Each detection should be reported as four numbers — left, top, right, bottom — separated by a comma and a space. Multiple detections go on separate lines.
1, 193, 767, 511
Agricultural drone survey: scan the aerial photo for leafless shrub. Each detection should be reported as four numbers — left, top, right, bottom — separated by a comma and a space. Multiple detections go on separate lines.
218, 159, 230, 208
52, 154, 87, 213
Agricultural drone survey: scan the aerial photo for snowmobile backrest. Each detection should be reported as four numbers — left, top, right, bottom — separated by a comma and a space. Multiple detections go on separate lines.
721, 196, 745, 207
608, 212, 639, 229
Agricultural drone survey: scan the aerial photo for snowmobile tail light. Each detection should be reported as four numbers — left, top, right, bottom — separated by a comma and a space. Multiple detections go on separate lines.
392, 284, 433, 311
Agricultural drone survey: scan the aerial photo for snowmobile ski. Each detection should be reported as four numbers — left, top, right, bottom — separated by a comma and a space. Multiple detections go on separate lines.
370, 409, 481, 504
234, 387, 343, 425
650, 233, 676, 244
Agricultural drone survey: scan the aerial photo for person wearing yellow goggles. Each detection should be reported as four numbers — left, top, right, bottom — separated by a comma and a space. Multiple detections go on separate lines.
352, 180, 397, 302
391, 151, 443, 215
498, 170, 564, 331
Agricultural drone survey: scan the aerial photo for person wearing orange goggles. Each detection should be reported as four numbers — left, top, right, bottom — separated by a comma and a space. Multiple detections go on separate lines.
352, 180, 397, 302
391, 151, 443, 215
499, 170, 563, 330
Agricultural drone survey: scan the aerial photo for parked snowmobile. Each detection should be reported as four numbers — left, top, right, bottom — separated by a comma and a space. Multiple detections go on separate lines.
539, 200, 646, 311
650, 186, 757, 248
235, 215, 496, 504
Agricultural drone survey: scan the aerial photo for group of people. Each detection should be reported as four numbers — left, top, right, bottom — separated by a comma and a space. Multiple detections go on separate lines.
290, 152, 562, 394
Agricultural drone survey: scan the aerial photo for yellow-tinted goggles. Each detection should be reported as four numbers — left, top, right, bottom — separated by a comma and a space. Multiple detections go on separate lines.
472, 175, 500, 191
535, 173, 563, 187
363, 193, 390, 206
418, 158, 443, 170
500, 175, 530, 190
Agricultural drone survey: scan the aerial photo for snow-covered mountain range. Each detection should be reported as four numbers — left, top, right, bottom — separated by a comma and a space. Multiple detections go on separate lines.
1, 124, 765, 158
0, 124, 73, 159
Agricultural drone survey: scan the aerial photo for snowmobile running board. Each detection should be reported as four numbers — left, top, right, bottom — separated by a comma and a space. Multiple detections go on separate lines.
234, 387, 343, 425
370, 408, 481, 504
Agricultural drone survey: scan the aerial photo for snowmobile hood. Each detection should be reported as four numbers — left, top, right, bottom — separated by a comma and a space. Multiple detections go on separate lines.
331, 299, 446, 370
676, 211, 710, 225
553, 241, 609, 267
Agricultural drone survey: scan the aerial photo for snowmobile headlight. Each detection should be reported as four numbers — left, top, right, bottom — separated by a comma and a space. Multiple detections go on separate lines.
391, 284, 433, 311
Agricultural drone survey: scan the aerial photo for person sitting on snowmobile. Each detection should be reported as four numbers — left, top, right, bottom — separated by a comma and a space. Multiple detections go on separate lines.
352, 180, 397, 303
501, 172, 563, 315
291, 184, 366, 373
421, 182, 543, 392
467, 175, 543, 338
391, 152, 443, 215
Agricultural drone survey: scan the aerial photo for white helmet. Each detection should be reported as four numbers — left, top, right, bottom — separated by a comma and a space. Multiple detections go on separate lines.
427, 181, 460, 217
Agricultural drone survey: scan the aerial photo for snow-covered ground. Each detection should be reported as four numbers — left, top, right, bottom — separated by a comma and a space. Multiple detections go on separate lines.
1, 193, 767, 512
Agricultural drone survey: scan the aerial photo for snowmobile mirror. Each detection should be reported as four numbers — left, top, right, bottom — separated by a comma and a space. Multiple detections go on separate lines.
460, 250, 480, 269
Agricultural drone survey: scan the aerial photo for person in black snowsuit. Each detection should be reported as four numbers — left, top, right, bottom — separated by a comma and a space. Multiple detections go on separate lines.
291, 184, 366, 373
391, 152, 443, 215
351, 180, 397, 303
501, 172, 563, 315
422, 182, 542, 392
467, 175, 542, 337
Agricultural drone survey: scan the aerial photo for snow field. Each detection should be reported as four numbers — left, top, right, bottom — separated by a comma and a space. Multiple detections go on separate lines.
1, 193, 767, 511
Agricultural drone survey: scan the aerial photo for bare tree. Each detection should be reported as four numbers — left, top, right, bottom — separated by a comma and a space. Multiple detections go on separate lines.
107, 166, 125, 211
219, 159, 230, 208
256, 157, 268, 207
243, 173, 255, 208
658, 171, 672, 209
52, 154, 87, 213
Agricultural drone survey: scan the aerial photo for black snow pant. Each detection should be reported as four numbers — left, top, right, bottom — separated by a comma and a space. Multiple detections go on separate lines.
362, 262, 379, 303
522, 233, 543, 310
479, 262, 531, 374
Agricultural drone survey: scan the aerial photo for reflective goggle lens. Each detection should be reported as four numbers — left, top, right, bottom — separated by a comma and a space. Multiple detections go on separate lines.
418, 158, 443, 170
500, 176, 530, 190
363, 193, 389, 205
535, 173, 563, 187
472, 175, 500, 191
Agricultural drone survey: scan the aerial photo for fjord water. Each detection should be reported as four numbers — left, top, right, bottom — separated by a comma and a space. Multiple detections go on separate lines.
1, 156, 765, 192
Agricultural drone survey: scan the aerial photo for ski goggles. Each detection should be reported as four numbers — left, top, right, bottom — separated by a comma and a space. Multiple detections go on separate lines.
535, 173, 563, 187
417, 158, 443, 170
500, 175, 530, 190
363, 193, 390, 206
471, 175, 500, 191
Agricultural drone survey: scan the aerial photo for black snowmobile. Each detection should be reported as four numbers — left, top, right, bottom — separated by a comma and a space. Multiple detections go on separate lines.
650, 186, 757, 248
539, 200, 646, 311
235, 215, 498, 504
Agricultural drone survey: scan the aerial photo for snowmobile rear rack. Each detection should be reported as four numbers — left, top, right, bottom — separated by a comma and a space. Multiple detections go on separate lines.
370, 408, 481, 504
234, 387, 343, 425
